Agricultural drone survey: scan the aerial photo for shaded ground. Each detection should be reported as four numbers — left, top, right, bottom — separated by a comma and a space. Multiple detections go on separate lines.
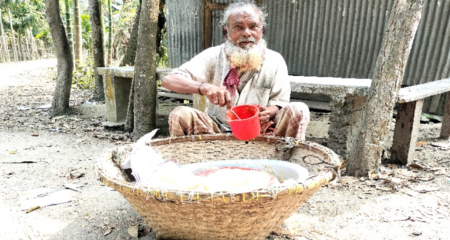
1, 59, 449, 240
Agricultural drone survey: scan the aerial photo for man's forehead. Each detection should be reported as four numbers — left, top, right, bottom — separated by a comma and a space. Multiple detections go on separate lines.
228, 8, 261, 25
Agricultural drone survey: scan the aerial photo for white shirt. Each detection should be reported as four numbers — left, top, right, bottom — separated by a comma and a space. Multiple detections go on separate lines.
172, 44, 291, 124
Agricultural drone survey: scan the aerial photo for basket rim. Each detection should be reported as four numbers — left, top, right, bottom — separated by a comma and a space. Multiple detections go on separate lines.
95, 134, 340, 203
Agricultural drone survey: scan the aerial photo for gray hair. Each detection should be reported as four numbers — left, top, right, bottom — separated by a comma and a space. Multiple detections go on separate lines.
220, 1, 267, 30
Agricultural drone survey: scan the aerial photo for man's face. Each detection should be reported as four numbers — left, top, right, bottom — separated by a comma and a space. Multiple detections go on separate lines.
225, 8, 263, 48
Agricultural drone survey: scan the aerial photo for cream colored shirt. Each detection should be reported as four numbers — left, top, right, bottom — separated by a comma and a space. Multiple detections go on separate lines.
171, 44, 291, 124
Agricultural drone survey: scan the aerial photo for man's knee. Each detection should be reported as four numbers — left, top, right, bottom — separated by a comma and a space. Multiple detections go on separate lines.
169, 106, 197, 125
170, 106, 195, 118
283, 102, 310, 122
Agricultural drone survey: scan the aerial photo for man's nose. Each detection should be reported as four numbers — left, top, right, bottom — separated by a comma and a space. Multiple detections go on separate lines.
242, 27, 251, 37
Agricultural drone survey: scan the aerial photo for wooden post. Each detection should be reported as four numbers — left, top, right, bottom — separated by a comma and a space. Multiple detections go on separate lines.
28, 29, 38, 60
8, 9, 19, 62
391, 99, 424, 164
440, 92, 450, 138
18, 34, 26, 61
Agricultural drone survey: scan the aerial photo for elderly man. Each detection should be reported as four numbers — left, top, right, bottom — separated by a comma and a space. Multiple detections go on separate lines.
161, 1, 309, 140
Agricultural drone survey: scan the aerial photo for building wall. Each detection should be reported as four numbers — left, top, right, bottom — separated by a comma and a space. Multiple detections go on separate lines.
166, 0, 450, 114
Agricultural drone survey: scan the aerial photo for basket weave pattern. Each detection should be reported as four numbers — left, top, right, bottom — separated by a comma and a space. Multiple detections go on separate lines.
96, 134, 340, 240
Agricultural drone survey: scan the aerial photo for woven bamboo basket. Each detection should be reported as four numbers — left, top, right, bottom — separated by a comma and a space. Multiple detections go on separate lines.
96, 134, 340, 240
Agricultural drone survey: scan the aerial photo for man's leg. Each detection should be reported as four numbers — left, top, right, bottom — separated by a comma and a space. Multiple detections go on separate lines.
272, 102, 310, 140
169, 106, 221, 136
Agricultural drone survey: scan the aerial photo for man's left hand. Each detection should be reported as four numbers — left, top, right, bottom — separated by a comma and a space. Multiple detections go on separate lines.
258, 105, 279, 133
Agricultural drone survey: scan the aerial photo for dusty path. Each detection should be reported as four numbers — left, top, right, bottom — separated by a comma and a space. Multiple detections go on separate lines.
0, 59, 154, 240
1, 59, 450, 240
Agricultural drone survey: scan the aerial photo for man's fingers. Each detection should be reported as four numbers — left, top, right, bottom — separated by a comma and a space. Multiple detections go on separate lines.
217, 92, 226, 107
224, 92, 232, 110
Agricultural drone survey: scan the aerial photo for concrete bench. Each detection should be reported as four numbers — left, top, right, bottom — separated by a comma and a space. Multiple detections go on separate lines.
97, 67, 191, 124
97, 66, 450, 164
290, 76, 450, 163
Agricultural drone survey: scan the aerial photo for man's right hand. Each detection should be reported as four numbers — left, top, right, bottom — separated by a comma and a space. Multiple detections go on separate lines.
200, 83, 232, 110
162, 74, 232, 110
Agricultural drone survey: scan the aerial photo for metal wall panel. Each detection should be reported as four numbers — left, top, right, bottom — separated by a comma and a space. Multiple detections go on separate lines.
166, 0, 203, 68
166, 0, 450, 114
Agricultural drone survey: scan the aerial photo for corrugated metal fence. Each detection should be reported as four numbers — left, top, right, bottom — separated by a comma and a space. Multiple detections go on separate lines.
166, 0, 450, 114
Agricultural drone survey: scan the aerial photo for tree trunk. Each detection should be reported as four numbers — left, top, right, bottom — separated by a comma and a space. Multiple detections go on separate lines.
122, 1, 141, 132
45, 0, 74, 116
120, 0, 141, 67
64, 0, 73, 62
8, 9, 18, 62
88, 0, 106, 101
0, 10, 9, 62
107, 0, 112, 65
133, 0, 160, 139
74, 0, 83, 66
347, 0, 424, 177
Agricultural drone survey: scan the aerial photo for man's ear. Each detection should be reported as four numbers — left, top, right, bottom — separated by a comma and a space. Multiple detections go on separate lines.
222, 26, 228, 37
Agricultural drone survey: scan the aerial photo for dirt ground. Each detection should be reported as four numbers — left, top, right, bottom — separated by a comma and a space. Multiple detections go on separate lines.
1, 59, 449, 240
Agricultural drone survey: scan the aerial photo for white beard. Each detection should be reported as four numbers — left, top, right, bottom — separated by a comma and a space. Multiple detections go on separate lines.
225, 37, 267, 73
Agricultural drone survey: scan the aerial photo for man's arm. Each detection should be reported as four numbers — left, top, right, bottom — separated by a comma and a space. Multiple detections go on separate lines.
162, 74, 232, 110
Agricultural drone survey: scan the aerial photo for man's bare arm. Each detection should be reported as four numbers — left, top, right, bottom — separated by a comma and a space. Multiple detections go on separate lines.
161, 74, 202, 95
162, 74, 232, 109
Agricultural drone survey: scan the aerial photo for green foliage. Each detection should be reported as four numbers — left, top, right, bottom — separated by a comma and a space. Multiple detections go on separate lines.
81, 14, 92, 49
2, 0, 45, 34
72, 54, 95, 90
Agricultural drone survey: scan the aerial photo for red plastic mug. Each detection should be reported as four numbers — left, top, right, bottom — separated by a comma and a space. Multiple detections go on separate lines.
226, 105, 260, 140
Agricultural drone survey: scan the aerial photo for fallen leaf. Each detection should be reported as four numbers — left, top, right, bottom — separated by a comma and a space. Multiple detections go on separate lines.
414, 186, 439, 193
339, 159, 349, 170
70, 173, 85, 180
26, 206, 40, 213
128, 225, 138, 238
400, 189, 418, 197
376, 186, 393, 192
416, 175, 435, 181
9, 151, 17, 154
31, 133, 39, 137
433, 169, 447, 175
64, 183, 82, 192
368, 170, 380, 180
430, 142, 450, 150
416, 141, 427, 147
103, 229, 112, 236
409, 163, 425, 170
